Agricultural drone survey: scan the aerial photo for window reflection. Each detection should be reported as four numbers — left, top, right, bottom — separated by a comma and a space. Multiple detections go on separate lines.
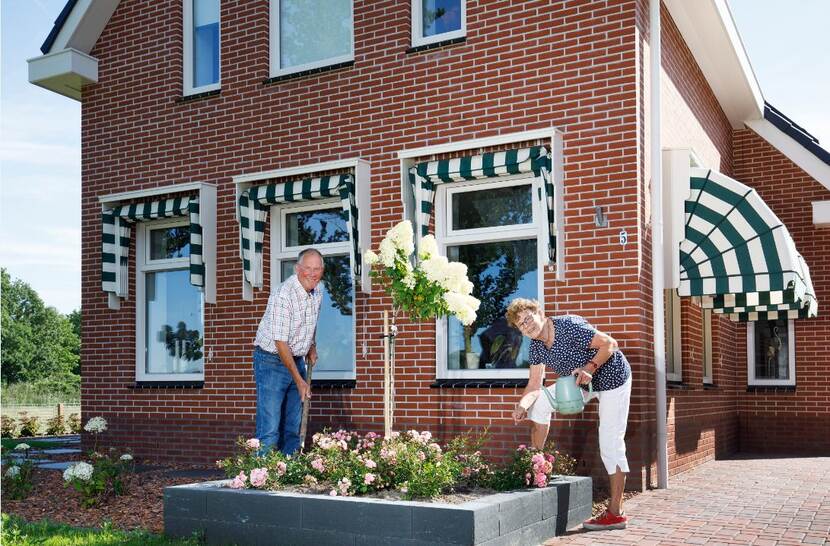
451, 184, 532, 230
280, 0, 352, 68
286, 208, 349, 247
149, 227, 190, 260
193, 0, 219, 87
422, 0, 462, 37
754, 319, 789, 380
447, 239, 537, 370
145, 269, 203, 374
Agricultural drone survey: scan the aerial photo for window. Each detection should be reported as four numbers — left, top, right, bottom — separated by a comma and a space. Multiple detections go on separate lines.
271, 201, 355, 379
436, 175, 544, 378
136, 219, 204, 381
665, 289, 682, 382
412, 0, 466, 47
747, 319, 795, 386
702, 309, 713, 384
183, 0, 221, 95
270, 0, 354, 77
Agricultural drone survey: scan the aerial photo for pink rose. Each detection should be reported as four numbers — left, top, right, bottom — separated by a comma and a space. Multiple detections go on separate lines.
276, 462, 287, 476
250, 468, 268, 488
364, 473, 376, 485
245, 438, 261, 450
230, 471, 247, 489
364, 459, 377, 469
329, 490, 337, 496
312, 458, 325, 472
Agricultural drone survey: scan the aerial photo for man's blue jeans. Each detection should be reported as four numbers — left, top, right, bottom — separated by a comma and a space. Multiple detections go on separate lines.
253, 346, 306, 456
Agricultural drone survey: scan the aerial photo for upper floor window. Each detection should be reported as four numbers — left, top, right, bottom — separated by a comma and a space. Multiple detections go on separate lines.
437, 175, 544, 379
271, 0, 354, 77
412, 0, 466, 48
183, 0, 221, 95
272, 201, 355, 380
137, 220, 204, 381
747, 319, 795, 386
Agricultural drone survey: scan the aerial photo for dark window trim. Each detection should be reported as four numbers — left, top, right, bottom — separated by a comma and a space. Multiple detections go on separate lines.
311, 379, 356, 389
176, 89, 221, 103
666, 381, 688, 390
431, 378, 528, 389
406, 36, 466, 54
131, 381, 204, 389
263, 61, 355, 85
702, 382, 718, 390
746, 385, 796, 393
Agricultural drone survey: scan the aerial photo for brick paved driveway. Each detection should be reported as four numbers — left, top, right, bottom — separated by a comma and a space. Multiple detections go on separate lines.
545, 455, 830, 545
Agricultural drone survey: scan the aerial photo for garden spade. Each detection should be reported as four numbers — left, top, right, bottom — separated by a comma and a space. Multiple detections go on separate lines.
299, 358, 316, 452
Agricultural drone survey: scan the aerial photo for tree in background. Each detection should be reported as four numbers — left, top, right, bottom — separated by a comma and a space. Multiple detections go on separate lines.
1, 269, 80, 385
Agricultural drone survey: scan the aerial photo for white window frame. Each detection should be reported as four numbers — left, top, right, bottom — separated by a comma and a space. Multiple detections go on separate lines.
702, 309, 713, 384
411, 0, 467, 48
665, 289, 682, 382
435, 173, 545, 379
269, 0, 355, 78
747, 320, 796, 386
183, 0, 222, 96
270, 199, 356, 380
135, 218, 205, 382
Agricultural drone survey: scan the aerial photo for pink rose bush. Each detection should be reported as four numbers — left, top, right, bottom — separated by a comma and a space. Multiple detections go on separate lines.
217, 431, 575, 500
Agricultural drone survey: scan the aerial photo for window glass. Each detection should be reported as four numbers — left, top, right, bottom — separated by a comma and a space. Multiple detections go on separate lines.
422, 0, 462, 37
286, 208, 349, 247
279, 0, 352, 69
281, 255, 353, 373
446, 239, 536, 370
451, 184, 532, 230
149, 227, 190, 260
145, 269, 204, 375
192, 0, 220, 88
753, 319, 789, 380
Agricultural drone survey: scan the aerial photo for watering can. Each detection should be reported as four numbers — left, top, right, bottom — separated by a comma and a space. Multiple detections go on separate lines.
541, 374, 592, 415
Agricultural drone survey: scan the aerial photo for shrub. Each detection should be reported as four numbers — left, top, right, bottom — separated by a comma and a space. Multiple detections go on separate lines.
67, 413, 81, 433
1, 415, 17, 438
485, 441, 576, 491
46, 414, 67, 436
2, 459, 36, 500
17, 412, 40, 437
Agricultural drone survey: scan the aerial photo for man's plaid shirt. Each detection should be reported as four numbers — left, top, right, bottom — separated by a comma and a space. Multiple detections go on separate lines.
254, 274, 322, 356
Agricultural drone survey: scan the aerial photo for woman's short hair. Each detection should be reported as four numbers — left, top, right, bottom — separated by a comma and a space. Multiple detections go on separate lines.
505, 298, 542, 328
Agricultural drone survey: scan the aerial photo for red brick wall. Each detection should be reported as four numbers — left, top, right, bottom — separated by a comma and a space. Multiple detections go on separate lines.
733, 128, 830, 455
80, 0, 652, 487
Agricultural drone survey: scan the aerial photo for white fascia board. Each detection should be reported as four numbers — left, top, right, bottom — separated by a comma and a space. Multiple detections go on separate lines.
397, 128, 558, 159
746, 118, 830, 193
27, 48, 98, 101
664, 0, 764, 128
49, 0, 120, 54
813, 201, 830, 228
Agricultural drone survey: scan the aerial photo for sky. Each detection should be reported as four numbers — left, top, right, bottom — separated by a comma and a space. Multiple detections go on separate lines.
1, 0, 829, 314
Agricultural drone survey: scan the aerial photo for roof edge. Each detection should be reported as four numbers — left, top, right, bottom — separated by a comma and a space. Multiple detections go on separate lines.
40, 0, 80, 54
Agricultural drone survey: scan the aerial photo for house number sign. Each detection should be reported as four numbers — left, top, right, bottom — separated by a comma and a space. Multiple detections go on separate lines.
619, 229, 628, 246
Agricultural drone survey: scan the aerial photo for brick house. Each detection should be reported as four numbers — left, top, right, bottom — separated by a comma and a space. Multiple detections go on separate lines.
29, 0, 829, 490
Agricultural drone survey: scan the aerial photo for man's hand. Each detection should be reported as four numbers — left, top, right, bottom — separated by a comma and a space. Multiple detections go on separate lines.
307, 344, 318, 367
297, 379, 312, 401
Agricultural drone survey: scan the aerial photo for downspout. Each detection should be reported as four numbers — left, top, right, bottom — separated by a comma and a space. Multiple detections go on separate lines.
650, 0, 669, 489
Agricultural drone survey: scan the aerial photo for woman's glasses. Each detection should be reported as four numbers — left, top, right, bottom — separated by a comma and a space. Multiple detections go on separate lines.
516, 313, 535, 330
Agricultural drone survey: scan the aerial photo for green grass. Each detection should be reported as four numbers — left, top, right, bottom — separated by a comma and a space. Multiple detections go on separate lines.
0, 514, 203, 546
1, 439, 65, 451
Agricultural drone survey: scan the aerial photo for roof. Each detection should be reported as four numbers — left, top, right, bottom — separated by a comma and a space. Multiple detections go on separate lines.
40, 0, 79, 54
764, 103, 830, 167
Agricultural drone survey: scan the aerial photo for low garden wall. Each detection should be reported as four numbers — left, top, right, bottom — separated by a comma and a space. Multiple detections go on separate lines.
164, 476, 592, 546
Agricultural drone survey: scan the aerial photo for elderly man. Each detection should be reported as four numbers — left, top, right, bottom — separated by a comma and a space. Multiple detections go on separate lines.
253, 248, 324, 455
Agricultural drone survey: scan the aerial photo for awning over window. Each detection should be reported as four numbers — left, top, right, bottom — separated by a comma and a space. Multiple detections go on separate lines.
102, 196, 204, 301
678, 168, 817, 321
237, 174, 358, 290
408, 146, 557, 263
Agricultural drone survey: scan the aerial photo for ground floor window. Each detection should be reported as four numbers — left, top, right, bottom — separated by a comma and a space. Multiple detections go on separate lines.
747, 319, 795, 386
137, 219, 204, 381
702, 309, 713, 384
272, 201, 355, 379
665, 289, 682, 382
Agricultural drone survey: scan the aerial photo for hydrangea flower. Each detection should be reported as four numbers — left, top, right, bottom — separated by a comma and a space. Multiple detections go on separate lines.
84, 416, 107, 434
14, 443, 30, 451
120, 454, 133, 461
63, 461, 94, 482
5, 465, 20, 478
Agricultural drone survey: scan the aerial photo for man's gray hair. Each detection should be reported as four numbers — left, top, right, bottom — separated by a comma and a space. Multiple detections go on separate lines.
297, 248, 324, 267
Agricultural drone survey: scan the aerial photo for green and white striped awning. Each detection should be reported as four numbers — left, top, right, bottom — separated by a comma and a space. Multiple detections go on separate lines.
408, 146, 557, 262
102, 196, 204, 301
238, 174, 358, 289
679, 168, 817, 321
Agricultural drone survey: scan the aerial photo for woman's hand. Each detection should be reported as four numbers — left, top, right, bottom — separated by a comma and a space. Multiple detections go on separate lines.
512, 405, 528, 424
572, 367, 593, 386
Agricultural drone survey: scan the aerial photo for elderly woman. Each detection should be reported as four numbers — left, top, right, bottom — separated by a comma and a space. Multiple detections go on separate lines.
506, 298, 632, 531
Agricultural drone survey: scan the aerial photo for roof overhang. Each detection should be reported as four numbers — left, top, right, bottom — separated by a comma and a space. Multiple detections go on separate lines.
27, 0, 119, 102
27, 48, 97, 101
664, 0, 764, 128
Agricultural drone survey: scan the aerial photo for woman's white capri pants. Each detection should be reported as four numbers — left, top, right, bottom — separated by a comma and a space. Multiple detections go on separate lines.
527, 376, 632, 475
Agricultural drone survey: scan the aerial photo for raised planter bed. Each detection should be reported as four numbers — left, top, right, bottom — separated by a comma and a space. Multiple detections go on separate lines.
164, 475, 592, 545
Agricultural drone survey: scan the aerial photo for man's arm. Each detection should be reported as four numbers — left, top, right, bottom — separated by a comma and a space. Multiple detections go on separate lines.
275, 340, 311, 401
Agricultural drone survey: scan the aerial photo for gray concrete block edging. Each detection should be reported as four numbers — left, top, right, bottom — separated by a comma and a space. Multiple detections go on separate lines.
164, 476, 592, 546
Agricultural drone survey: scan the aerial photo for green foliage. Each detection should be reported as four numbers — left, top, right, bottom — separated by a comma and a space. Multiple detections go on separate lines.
485, 440, 576, 492
1, 513, 202, 546
1, 269, 80, 385
1, 416, 17, 438
67, 413, 82, 434
16, 413, 39, 437
1, 439, 63, 451
64, 450, 133, 508
1, 377, 80, 406
45, 414, 67, 436
2, 459, 36, 500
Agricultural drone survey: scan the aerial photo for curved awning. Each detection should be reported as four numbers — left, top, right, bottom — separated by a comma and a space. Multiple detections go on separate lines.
678, 168, 817, 321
